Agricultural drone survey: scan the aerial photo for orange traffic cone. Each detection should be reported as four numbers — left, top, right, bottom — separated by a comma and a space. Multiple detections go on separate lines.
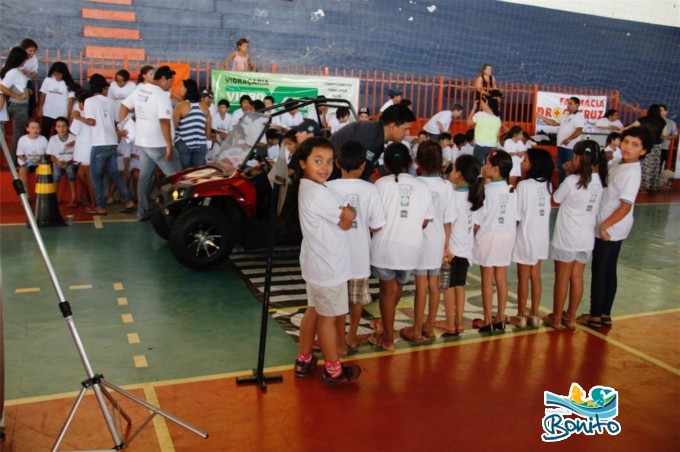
34, 155, 64, 227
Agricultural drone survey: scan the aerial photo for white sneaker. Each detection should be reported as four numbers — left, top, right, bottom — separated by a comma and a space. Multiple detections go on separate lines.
528, 315, 541, 328
510, 315, 527, 328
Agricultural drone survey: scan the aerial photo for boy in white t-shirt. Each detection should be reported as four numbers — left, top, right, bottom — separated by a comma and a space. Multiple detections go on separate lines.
439, 132, 455, 171
580, 127, 649, 329
46, 117, 77, 207
326, 141, 386, 354
16, 118, 48, 195
294, 137, 361, 384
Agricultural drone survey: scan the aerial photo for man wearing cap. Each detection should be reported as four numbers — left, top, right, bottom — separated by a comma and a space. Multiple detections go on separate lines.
423, 104, 464, 141
120, 66, 180, 221
74, 73, 135, 215
330, 104, 415, 181
358, 107, 371, 121
200, 89, 217, 117
287, 118, 320, 174
379, 88, 402, 113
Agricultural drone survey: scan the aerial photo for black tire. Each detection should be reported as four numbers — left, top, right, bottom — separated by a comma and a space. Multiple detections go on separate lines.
169, 206, 234, 271
150, 200, 171, 240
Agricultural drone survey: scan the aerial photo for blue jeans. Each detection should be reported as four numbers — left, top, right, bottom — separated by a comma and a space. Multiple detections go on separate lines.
473, 144, 494, 164
8, 101, 29, 163
53, 163, 77, 184
90, 145, 132, 209
557, 146, 573, 183
175, 139, 207, 169
136, 145, 181, 220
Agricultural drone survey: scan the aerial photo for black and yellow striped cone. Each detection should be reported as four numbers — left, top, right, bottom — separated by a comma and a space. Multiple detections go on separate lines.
34, 155, 64, 227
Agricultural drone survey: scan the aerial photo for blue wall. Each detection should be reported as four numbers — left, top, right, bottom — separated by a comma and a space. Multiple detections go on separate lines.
2, 0, 679, 116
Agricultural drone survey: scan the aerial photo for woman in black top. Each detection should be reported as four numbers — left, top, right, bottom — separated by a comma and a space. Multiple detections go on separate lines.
627, 104, 666, 191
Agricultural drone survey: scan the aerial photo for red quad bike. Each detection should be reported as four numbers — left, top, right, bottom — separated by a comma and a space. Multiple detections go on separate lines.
151, 96, 357, 270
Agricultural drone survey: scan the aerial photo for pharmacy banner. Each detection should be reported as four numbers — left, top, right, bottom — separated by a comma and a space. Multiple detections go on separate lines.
211, 70, 360, 115
535, 92, 607, 134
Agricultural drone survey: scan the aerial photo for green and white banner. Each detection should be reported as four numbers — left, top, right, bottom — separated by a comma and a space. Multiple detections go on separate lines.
211, 70, 360, 115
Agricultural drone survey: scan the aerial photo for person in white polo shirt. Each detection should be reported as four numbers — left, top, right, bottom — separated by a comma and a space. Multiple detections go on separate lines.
119, 66, 180, 221
537, 96, 585, 183
423, 104, 464, 141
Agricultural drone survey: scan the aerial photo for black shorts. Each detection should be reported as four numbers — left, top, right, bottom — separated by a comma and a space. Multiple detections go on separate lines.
448, 256, 470, 287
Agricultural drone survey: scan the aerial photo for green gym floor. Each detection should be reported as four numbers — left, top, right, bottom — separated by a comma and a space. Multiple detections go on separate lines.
0, 192, 678, 451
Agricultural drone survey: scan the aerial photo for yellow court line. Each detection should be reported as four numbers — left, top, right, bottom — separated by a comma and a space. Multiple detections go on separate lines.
142, 386, 175, 451
577, 325, 680, 376
14, 287, 40, 293
121, 314, 134, 324
69, 284, 93, 290
612, 307, 680, 322
269, 305, 308, 312
93, 216, 103, 229
117, 297, 128, 306
113, 282, 124, 291
133, 355, 148, 368
127, 333, 140, 344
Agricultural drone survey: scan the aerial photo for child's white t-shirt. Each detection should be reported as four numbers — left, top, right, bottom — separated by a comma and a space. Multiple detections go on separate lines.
605, 145, 622, 168
71, 105, 92, 164
512, 178, 551, 265
504, 138, 526, 178
20, 55, 38, 75
107, 81, 136, 121
17, 135, 48, 165
267, 143, 280, 161
115, 139, 132, 172
84, 94, 117, 146
326, 178, 386, 279
279, 112, 304, 130
40, 77, 75, 119
0, 68, 29, 102
417, 176, 454, 270
371, 173, 433, 270
473, 181, 518, 266
298, 178, 352, 287
46, 133, 76, 163
211, 111, 232, 143
448, 187, 477, 259
442, 145, 454, 166
461, 142, 474, 156
597, 161, 641, 241
552, 173, 603, 252
231, 108, 244, 128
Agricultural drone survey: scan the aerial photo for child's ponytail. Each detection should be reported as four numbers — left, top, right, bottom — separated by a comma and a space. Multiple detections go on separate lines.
383, 142, 412, 183
454, 155, 484, 211
572, 140, 599, 189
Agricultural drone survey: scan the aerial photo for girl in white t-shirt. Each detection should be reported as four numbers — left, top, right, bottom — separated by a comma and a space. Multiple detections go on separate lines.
546, 140, 607, 330
509, 149, 555, 329
369, 143, 433, 351
16, 118, 48, 196
71, 92, 95, 208
401, 141, 454, 342
501, 126, 526, 186
472, 150, 518, 333
294, 137, 361, 384
434, 155, 484, 336
37, 62, 78, 138
108, 69, 136, 122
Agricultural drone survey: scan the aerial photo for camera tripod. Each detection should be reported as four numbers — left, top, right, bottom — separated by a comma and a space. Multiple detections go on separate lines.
0, 137, 208, 450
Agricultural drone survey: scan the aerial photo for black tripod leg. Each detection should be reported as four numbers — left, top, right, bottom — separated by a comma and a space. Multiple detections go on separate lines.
237, 184, 283, 391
